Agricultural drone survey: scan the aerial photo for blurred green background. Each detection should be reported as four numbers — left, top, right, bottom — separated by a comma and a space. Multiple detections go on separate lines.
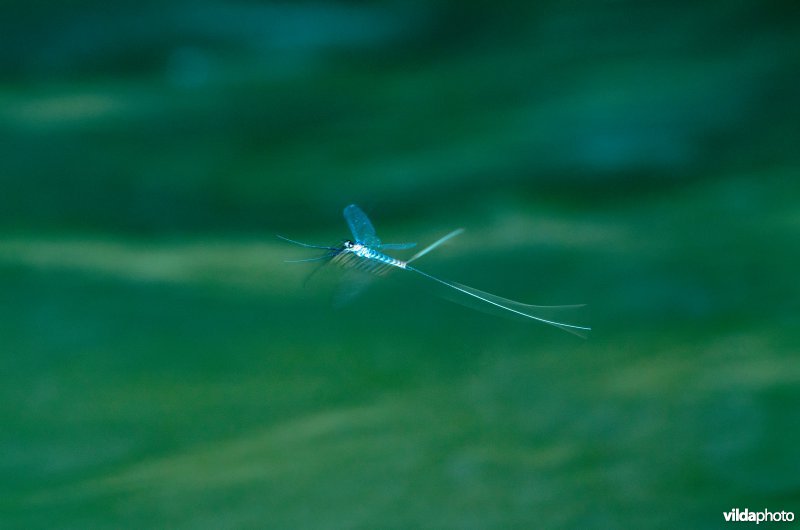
2, 1, 798, 528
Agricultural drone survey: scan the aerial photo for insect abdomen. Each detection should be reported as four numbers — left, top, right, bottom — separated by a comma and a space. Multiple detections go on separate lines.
332, 248, 406, 276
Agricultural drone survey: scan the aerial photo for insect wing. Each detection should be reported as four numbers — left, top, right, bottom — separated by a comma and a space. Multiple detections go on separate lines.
379, 242, 417, 250
343, 204, 381, 247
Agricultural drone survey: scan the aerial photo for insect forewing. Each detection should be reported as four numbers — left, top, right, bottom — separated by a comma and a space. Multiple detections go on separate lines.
343, 204, 381, 247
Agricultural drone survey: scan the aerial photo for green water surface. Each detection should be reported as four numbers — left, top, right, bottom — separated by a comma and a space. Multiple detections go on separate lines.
2, 1, 798, 528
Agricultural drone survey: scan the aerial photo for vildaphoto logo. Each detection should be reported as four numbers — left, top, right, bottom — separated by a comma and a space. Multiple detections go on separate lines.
724, 508, 795, 524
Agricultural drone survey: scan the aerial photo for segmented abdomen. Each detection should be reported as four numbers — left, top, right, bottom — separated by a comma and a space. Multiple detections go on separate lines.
332, 249, 406, 276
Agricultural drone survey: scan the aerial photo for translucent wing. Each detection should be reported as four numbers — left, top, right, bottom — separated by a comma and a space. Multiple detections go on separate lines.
333, 271, 376, 307
408, 229, 464, 263
343, 204, 381, 247
379, 242, 417, 250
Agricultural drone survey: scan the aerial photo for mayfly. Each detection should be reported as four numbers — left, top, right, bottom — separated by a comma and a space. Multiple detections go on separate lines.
278, 204, 591, 337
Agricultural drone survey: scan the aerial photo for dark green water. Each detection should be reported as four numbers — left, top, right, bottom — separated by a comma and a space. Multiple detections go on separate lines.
2, 1, 798, 528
